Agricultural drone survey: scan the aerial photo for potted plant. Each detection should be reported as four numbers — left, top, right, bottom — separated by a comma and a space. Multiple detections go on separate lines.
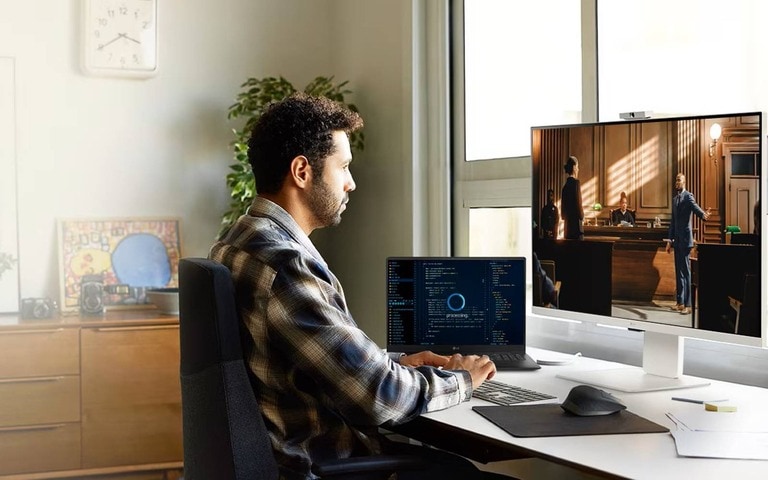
218, 75, 364, 239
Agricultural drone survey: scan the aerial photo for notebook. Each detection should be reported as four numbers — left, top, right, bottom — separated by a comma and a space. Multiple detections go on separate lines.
386, 257, 539, 370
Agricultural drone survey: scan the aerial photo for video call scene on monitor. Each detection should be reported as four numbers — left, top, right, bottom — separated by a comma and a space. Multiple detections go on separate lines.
531, 112, 762, 338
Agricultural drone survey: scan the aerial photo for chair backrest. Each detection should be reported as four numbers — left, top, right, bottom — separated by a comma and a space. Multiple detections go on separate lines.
178, 257, 278, 480
539, 259, 556, 282
737, 273, 760, 337
532, 274, 542, 306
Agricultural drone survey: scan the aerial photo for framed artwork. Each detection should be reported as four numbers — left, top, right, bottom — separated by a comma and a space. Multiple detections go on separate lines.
0, 57, 19, 313
57, 217, 181, 311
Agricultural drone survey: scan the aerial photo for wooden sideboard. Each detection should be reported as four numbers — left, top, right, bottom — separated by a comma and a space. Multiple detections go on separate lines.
0, 311, 182, 480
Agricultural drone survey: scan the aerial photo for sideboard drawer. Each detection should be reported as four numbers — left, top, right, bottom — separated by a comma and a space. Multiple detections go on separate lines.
0, 375, 80, 427
0, 328, 79, 379
81, 324, 182, 468
0, 422, 81, 475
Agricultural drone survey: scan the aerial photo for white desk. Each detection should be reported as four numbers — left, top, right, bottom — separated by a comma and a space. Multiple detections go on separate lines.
391, 348, 768, 480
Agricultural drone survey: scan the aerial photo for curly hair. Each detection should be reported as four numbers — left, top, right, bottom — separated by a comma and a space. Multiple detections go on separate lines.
248, 92, 364, 194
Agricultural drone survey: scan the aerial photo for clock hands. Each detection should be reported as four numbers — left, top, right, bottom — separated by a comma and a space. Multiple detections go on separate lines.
120, 33, 141, 45
98, 35, 122, 50
97, 33, 141, 51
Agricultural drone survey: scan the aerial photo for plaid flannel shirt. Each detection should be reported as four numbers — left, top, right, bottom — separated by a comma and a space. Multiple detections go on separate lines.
209, 197, 471, 480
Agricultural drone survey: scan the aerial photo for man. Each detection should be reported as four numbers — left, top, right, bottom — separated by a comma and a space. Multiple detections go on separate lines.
561, 155, 584, 240
666, 173, 710, 315
611, 197, 635, 226
210, 93, 504, 480
540, 189, 560, 238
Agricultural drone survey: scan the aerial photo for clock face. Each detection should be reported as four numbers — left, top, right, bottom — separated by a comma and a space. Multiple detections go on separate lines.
83, 0, 158, 77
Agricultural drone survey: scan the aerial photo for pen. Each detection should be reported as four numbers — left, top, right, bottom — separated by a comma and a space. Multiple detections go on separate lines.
671, 397, 728, 404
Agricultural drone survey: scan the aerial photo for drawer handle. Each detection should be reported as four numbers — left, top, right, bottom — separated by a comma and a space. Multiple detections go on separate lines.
0, 328, 65, 335
0, 424, 66, 433
0, 376, 65, 385
94, 325, 179, 332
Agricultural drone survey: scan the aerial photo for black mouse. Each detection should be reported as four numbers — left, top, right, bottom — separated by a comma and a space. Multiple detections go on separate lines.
560, 385, 626, 416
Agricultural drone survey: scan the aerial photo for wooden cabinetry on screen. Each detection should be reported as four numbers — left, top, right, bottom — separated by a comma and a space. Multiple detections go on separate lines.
569, 122, 673, 219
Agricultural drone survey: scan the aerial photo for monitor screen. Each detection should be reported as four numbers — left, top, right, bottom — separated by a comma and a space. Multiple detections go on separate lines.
530, 112, 766, 391
386, 257, 526, 354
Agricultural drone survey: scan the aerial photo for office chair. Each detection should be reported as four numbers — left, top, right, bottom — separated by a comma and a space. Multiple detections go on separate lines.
541, 259, 561, 306
533, 259, 560, 307
728, 273, 760, 337
178, 257, 425, 480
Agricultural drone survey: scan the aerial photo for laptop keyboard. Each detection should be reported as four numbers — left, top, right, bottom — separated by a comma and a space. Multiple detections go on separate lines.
488, 353, 526, 363
473, 380, 557, 406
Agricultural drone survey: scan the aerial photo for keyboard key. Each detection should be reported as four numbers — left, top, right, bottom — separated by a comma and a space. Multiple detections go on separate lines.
489, 353, 525, 362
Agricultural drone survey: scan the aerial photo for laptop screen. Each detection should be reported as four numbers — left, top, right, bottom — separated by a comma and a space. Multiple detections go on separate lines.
386, 257, 527, 355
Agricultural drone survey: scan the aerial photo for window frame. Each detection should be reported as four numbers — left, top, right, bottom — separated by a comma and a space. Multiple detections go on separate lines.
452, 0, 597, 255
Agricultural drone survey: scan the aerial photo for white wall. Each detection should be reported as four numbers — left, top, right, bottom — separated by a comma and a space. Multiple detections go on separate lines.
312, 0, 417, 343
0, 0, 334, 302
1, 0, 418, 345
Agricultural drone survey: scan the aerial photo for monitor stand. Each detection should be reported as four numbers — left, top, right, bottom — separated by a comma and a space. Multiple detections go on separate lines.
556, 331, 710, 393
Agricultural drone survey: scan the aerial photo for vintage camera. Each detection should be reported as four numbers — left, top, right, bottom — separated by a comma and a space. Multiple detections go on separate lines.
80, 274, 105, 316
21, 297, 57, 319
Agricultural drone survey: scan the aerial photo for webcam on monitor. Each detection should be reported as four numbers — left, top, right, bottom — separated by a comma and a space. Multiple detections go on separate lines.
619, 111, 652, 120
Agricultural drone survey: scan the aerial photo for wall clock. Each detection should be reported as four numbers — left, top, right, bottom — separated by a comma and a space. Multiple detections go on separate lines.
82, 0, 158, 78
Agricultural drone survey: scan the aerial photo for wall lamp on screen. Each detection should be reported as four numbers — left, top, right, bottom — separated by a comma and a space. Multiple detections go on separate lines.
709, 122, 722, 162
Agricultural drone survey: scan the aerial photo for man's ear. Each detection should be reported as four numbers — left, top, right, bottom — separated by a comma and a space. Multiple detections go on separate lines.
288, 155, 312, 190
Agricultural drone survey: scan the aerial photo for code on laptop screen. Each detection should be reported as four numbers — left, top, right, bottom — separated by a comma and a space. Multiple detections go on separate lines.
386, 257, 526, 348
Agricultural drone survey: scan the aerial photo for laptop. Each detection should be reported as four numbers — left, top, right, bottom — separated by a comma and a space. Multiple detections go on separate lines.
386, 257, 540, 370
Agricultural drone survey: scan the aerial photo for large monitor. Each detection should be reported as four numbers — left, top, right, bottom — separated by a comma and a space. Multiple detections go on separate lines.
531, 111, 767, 392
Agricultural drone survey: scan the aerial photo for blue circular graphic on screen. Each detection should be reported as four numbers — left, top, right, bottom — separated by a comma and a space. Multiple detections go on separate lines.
446, 293, 466, 312
112, 234, 171, 288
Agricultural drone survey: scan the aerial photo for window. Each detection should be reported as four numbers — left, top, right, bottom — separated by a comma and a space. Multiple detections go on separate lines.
448, 0, 768, 389
462, 0, 582, 161
469, 207, 531, 258
469, 206, 533, 300
731, 153, 759, 177
597, 0, 766, 118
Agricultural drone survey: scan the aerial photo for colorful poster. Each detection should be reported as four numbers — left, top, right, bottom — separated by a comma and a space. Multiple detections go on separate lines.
58, 218, 181, 311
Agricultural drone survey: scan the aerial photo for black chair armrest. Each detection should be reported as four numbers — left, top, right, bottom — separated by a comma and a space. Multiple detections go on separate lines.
311, 454, 427, 479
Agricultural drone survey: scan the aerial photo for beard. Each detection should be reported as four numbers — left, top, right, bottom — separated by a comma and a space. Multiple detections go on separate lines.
308, 177, 347, 228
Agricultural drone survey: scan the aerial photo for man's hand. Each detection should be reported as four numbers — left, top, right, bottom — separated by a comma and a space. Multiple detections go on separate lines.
400, 351, 451, 368
704, 207, 711, 221
444, 354, 496, 389
666, 241, 672, 254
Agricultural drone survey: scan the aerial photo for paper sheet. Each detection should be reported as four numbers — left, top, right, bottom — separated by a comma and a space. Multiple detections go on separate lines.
671, 430, 768, 460
668, 410, 768, 433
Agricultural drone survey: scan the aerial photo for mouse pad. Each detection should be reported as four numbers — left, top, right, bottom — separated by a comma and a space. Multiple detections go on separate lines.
472, 404, 669, 437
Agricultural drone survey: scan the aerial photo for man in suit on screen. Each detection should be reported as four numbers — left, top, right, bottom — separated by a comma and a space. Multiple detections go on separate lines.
666, 173, 710, 315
